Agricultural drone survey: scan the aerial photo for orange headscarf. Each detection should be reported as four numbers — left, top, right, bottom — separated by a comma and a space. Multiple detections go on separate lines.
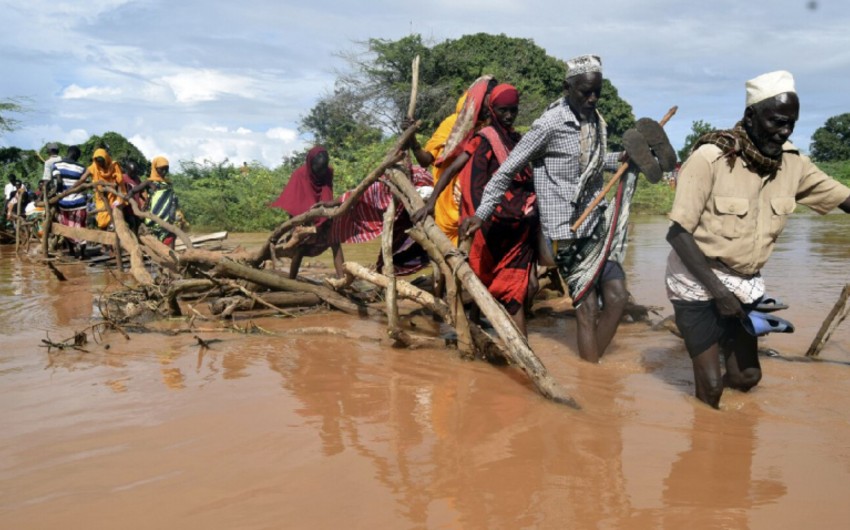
89, 148, 127, 228
89, 148, 123, 184
149, 156, 170, 182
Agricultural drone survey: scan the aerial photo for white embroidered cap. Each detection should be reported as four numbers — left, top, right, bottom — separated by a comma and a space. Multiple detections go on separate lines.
566, 54, 602, 79
745, 70, 796, 107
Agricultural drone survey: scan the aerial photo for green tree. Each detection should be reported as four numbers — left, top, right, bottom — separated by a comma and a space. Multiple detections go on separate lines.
0, 97, 26, 135
0, 147, 41, 185
300, 87, 382, 156
305, 33, 636, 149
810, 113, 850, 162
678, 120, 716, 161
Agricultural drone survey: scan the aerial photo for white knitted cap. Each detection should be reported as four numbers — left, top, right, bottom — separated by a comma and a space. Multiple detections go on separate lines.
566, 54, 602, 79
746, 70, 796, 107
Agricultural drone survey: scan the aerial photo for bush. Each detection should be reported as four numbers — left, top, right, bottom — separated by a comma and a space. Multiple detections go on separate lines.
171, 161, 291, 232
816, 160, 850, 186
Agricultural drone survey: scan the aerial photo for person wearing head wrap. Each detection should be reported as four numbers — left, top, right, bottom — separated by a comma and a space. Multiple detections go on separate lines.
461, 54, 666, 364
270, 145, 345, 278
407, 76, 498, 245
128, 156, 181, 247
82, 148, 127, 230
665, 70, 850, 408
453, 83, 538, 335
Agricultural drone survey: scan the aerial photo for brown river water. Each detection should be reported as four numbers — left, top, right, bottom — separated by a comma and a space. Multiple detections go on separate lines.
1, 214, 849, 529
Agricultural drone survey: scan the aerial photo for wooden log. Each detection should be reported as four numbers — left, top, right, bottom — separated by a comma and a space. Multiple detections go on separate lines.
111, 207, 154, 286
382, 200, 401, 341
174, 231, 228, 250
806, 283, 850, 357
138, 234, 180, 272
41, 200, 51, 257
51, 222, 118, 246
213, 258, 376, 317
344, 262, 451, 321
209, 291, 322, 315
384, 168, 579, 408
407, 55, 420, 119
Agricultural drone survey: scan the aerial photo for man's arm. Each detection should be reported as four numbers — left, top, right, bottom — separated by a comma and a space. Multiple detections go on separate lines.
666, 222, 745, 319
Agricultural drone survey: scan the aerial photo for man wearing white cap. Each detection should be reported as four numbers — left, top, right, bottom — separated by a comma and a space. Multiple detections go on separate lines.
461, 54, 675, 363
665, 70, 850, 408
42, 142, 62, 184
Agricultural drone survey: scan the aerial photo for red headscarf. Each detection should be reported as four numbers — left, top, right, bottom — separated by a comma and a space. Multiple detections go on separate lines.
489, 84, 519, 108
270, 145, 334, 216
486, 84, 522, 153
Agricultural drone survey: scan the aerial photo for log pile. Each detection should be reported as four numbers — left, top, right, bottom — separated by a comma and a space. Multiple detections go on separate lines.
30, 123, 585, 408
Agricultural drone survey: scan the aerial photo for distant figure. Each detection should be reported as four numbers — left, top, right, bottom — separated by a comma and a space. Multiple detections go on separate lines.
52, 145, 88, 258
270, 145, 345, 279
4, 175, 22, 222
42, 143, 62, 187
81, 148, 126, 230
241, 161, 249, 176
130, 157, 180, 248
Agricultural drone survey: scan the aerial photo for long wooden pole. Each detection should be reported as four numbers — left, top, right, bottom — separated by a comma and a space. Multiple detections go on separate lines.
806, 283, 850, 357
384, 168, 579, 408
406, 55, 420, 120
571, 106, 678, 233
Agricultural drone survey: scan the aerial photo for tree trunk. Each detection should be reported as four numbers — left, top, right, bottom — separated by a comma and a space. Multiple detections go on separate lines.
383, 168, 579, 408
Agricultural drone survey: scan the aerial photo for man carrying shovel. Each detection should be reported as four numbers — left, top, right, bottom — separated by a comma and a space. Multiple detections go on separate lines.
461, 54, 676, 363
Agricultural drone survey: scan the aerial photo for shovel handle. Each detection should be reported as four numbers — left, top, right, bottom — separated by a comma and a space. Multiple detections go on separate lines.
570, 106, 678, 233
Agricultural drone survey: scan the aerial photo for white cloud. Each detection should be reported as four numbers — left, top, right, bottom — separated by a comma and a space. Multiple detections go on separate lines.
235, 127, 252, 135
266, 127, 298, 142
61, 84, 123, 100
159, 69, 258, 103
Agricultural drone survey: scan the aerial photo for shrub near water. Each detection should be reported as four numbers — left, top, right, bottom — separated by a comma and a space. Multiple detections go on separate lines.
172, 161, 291, 232
169, 141, 398, 232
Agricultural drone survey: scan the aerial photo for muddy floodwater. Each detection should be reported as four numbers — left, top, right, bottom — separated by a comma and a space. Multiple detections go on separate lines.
2, 214, 850, 529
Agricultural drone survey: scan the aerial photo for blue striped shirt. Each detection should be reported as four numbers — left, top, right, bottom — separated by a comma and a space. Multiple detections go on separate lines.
52, 159, 87, 210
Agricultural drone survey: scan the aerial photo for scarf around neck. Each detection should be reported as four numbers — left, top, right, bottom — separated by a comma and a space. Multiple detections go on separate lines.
692, 121, 781, 177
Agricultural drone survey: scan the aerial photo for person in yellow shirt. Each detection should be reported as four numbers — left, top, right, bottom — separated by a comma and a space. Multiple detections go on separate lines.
406, 76, 497, 245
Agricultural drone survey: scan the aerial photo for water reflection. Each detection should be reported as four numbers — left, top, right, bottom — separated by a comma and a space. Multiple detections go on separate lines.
271, 336, 635, 528
661, 407, 787, 528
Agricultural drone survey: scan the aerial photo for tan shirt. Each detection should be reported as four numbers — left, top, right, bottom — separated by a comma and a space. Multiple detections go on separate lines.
669, 142, 850, 275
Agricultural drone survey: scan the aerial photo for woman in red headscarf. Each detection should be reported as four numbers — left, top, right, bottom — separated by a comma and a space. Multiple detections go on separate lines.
458, 84, 539, 335
270, 145, 345, 279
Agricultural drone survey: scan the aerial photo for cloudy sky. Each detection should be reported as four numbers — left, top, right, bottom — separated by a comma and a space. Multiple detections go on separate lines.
1, 0, 848, 169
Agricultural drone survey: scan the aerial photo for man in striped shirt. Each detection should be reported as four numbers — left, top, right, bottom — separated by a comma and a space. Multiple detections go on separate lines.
52, 145, 88, 258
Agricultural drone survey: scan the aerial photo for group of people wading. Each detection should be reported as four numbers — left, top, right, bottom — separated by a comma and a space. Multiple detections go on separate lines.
269, 54, 850, 409
39, 147, 180, 258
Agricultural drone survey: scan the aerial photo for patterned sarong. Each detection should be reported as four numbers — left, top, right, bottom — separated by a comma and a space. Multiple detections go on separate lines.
556, 170, 638, 306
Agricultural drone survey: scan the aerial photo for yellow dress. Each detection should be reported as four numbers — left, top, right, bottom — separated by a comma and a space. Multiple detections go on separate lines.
424, 93, 467, 246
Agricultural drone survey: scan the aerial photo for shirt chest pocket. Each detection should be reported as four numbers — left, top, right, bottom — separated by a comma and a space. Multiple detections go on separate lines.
713, 196, 750, 239
769, 196, 796, 239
